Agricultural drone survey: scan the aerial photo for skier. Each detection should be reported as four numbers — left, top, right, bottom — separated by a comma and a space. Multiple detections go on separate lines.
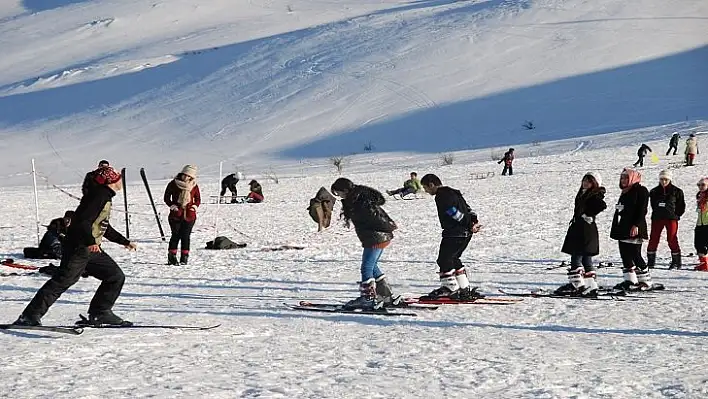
245, 180, 264, 203
330, 177, 401, 309
164, 165, 201, 265
556, 172, 607, 297
647, 170, 685, 269
386, 172, 423, 198
693, 177, 708, 271
81, 159, 110, 196
220, 172, 243, 203
23, 211, 74, 259
610, 168, 653, 290
498, 148, 514, 176
307, 187, 336, 232
633, 144, 652, 167
666, 132, 680, 156
13, 166, 137, 326
419, 174, 482, 300
685, 134, 698, 166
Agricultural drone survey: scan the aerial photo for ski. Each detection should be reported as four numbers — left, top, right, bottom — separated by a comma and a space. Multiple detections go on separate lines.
139, 168, 166, 241
405, 296, 522, 305
0, 324, 84, 335
498, 289, 629, 301
298, 301, 438, 310
121, 167, 129, 239
1, 259, 39, 270
72, 323, 221, 331
284, 302, 417, 317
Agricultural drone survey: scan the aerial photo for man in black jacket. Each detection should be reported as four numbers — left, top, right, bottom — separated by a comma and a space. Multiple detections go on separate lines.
647, 170, 685, 269
633, 144, 652, 167
498, 148, 514, 176
14, 166, 137, 326
220, 172, 242, 203
420, 174, 482, 300
81, 159, 110, 196
666, 132, 680, 156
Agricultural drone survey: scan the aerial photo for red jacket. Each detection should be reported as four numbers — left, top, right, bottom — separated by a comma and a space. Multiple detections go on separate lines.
164, 181, 201, 222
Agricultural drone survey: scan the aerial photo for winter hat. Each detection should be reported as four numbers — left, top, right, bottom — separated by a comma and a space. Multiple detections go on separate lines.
584, 172, 602, 187
94, 166, 121, 185
180, 164, 198, 179
659, 170, 672, 181
236, 171, 244, 180
98, 160, 110, 167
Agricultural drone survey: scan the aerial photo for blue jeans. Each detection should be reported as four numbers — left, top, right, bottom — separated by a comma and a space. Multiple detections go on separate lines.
361, 247, 385, 282
570, 254, 594, 272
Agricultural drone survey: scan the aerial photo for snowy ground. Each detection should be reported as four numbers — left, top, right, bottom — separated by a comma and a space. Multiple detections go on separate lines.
2, 134, 708, 398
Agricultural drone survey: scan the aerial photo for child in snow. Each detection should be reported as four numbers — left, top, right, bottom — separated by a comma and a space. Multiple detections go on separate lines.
308, 187, 336, 232
220, 172, 243, 203
245, 180, 264, 203
498, 148, 514, 176
666, 132, 680, 156
330, 177, 401, 309
556, 172, 607, 297
14, 166, 137, 326
633, 144, 652, 167
386, 172, 423, 198
693, 177, 708, 271
647, 170, 685, 269
419, 174, 482, 300
610, 168, 654, 290
164, 165, 201, 265
685, 134, 698, 166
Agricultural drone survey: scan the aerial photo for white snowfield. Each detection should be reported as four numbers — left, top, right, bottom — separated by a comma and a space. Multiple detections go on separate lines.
1, 0, 708, 398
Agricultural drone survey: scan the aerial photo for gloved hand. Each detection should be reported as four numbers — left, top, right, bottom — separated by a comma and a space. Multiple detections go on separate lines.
190, 205, 198, 212
170, 205, 179, 212
581, 214, 593, 224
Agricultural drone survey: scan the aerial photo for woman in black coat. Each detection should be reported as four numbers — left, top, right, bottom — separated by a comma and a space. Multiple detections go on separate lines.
331, 178, 401, 309
556, 172, 607, 296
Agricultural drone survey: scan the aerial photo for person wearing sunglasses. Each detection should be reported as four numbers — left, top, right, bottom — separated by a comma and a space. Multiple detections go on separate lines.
693, 177, 708, 271
647, 170, 685, 269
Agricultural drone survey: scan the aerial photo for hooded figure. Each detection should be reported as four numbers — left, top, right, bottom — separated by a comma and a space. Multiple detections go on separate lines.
308, 187, 336, 231
164, 165, 201, 265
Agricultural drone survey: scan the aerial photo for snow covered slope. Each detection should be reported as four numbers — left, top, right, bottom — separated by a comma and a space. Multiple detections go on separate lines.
0, 0, 706, 185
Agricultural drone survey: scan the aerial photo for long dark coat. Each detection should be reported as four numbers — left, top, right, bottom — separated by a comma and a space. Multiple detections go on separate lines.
610, 183, 649, 241
561, 187, 607, 256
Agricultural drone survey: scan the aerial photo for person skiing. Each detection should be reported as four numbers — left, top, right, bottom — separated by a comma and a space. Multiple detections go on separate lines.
163, 165, 201, 265
693, 177, 708, 271
555, 172, 607, 297
419, 174, 482, 300
13, 166, 137, 326
81, 159, 110, 196
666, 132, 680, 156
685, 134, 698, 166
220, 172, 243, 203
330, 178, 401, 309
610, 168, 653, 290
498, 148, 515, 176
245, 180, 264, 203
633, 144, 652, 167
647, 170, 685, 269
307, 187, 336, 232
386, 172, 423, 198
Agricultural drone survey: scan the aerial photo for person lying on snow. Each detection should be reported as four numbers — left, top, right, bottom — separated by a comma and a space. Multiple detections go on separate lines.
23, 211, 75, 259
386, 172, 423, 198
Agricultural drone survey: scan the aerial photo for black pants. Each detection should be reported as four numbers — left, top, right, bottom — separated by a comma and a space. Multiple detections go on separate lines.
390, 187, 415, 196
666, 145, 678, 156
23, 246, 125, 318
169, 219, 195, 252
220, 183, 238, 203
694, 226, 708, 255
502, 165, 513, 176
618, 242, 647, 271
633, 155, 645, 167
437, 236, 472, 274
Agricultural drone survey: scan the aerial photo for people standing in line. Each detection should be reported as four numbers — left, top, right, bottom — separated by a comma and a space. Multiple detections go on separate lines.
556, 172, 607, 297
633, 144, 652, 167
685, 134, 699, 166
647, 170, 685, 269
82, 159, 111, 196
164, 165, 201, 265
666, 132, 680, 156
498, 148, 515, 176
693, 177, 708, 271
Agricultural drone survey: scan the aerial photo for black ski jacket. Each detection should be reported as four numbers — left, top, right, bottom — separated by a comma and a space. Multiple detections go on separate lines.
342, 185, 397, 247
434, 187, 478, 237
649, 183, 685, 221
66, 185, 130, 248
221, 174, 239, 189
561, 187, 607, 256
669, 134, 680, 147
610, 183, 649, 241
637, 144, 652, 157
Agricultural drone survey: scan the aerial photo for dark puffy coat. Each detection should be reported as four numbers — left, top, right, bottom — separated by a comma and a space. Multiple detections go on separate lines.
561, 187, 607, 256
637, 144, 652, 157
434, 186, 478, 237
81, 171, 99, 196
341, 185, 397, 247
610, 183, 649, 241
649, 183, 685, 220
66, 185, 129, 248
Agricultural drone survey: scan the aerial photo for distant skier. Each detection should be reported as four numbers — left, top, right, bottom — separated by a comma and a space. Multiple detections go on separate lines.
633, 144, 652, 167
647, 170, 685, 269
245, 180, 264, 203
81, 159, 110, 196
610, 168, 653, 290
307, 187, 336, 232
386, 172, 423, 198
13, 166, 137, 327
164, 165, 201, 265
685, 134, 698, 166
419, 174, 482, 300
666, 132, 680, 156
693, 177, 708, 271
330, 177, 401, 309
555, 172, 607, 297
498, 148, 515, 176
220, 172, 243, 203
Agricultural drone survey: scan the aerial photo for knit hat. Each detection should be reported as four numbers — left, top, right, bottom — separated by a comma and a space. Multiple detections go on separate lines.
180, 164, 197, 179
659, 170, 672, 181
98, 160, 110, 167
94, 166, 121, 185
584, 172, 602, 187
236, 172, 244, 180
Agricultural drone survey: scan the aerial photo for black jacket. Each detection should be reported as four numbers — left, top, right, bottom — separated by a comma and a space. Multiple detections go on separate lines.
434, 187, 478, 237
81, 171, 100, 196
561, 187, 607, 256
342, 185, 397, 247
66, 185, 130, 248
649, 183, 685, 221
637, 144, 652, 157
670, 134, 680, 146
221, 174, 239, 189
610, 183, 649, 241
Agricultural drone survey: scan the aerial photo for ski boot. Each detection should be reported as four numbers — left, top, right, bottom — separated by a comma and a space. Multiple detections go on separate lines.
180, 252, 189, 265
695, 255, 708, 271
581, 271, 599, 297
554, 266, 585, 296
375, 275, 405, 308
635, 268, 653, 290
80, 311, 133, 326
420, 273, 458, 300
13, 313, 41, 326
613, 267, 639, 291
343, 281, 378, 310
669, 253, 682, 270
167, 251, 179, 266
450, 286, 485, 300
646, 252, 656, 269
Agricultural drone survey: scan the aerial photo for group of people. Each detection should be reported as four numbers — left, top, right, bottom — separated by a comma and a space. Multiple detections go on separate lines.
219, 172, 264, 204
636, 132, 700, 168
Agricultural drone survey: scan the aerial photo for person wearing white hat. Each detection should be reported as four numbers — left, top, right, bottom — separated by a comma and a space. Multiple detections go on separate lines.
647, 170, 685, 269
556, 172, 607, 297
163, 165, 201, 265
